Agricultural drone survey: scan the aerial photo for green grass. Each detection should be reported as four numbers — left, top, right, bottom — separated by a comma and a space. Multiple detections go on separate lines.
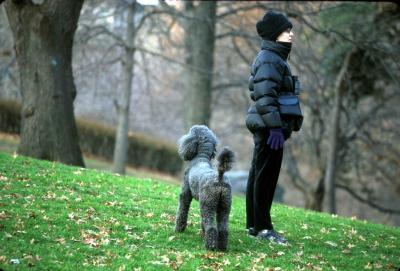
0, 152, 399, 271
0, 132, 179, 185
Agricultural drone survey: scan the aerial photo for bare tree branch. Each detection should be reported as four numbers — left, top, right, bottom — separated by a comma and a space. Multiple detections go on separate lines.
336, 183, 400, 214
216, 3, 266, 20
285, 144, 311, 194
231, 37, 251, 64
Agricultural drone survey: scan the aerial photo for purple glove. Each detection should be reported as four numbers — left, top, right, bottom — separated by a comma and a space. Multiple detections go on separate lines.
267, 128, 284, 150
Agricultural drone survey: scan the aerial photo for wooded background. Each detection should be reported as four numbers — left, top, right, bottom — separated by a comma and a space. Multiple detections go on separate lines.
0, 1, 399, 227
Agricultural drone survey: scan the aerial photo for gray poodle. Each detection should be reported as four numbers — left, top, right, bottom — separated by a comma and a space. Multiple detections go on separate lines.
174, 125, 235, 251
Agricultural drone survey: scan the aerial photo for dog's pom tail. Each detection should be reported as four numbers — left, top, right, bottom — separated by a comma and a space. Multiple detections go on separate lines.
217, 147, 235, 181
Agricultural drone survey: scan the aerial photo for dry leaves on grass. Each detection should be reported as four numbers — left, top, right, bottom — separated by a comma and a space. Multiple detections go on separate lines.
80, 228, 111, 248
0, 175, 8, 181
55, 237, 66, 244
151, 253, 185, 270
0, 211, 11, 220
325, 241, 338, 247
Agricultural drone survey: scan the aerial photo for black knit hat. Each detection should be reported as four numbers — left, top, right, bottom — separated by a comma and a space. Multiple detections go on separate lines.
256, 11, 293, 41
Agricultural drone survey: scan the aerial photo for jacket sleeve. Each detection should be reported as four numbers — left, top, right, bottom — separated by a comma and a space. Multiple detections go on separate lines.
252, 60, 283, 128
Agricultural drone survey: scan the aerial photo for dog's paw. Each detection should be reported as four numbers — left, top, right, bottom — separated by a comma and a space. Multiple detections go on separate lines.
204, 228, 218, 250
217, 244, 227, 251
175, 225, 186, 232
199, 229, 205, 237
205, 244, 217, 251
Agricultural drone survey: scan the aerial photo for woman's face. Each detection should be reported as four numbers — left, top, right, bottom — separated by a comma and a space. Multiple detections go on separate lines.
276, 28, 294, 43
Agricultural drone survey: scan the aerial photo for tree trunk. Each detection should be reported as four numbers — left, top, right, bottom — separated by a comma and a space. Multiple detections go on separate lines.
306, 176, 325, 211
113, 2, 136, 174
183, 1, 216, 130
324, 50, 353, 214
4, 0, 85, 167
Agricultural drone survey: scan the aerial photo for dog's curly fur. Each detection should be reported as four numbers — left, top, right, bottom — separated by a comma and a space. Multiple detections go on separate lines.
174, 125, 235, 251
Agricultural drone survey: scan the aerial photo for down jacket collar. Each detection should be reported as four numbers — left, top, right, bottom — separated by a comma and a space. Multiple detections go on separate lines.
261, 40, 291, 60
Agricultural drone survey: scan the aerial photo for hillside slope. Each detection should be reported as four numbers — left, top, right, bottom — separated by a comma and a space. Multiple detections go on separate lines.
0, 152, 399, 270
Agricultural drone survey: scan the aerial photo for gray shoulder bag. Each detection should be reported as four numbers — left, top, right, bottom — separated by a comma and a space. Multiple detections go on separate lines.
278, 75, 303, 131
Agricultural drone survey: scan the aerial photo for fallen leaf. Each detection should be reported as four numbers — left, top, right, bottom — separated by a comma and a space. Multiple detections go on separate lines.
296, 251, 303, 257
105, 201, 118, 206
0, 211, 11, 219
253, 253, 266, 264
0, 176, 8, 181
59, 195, 69, 201
42, 191, 57, 200
55, 238, 66, 244
325, 241, 337, 247
124, 225, 133, 231
347, 243, 355, 249
130, 233, 143, 240
320, 227, 329, 234
364, 262, 373, 269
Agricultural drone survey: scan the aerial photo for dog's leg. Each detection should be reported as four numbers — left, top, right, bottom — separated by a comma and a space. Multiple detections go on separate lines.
200, 192, 218, 251
175, 172, 192, 232
217, 189, 231, 251
201, 220, 205, 237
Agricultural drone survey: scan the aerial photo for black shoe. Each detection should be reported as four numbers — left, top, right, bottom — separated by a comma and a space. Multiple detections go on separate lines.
256, 229, 288, 245
247, 227, 258, 236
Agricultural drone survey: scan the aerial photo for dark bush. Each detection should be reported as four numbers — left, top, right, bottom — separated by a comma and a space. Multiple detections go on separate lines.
0, 100, 182, 175
0, 100, 21, 134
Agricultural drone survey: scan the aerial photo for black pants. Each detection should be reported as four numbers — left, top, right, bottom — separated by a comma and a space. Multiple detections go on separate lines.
246, 129, 283, 231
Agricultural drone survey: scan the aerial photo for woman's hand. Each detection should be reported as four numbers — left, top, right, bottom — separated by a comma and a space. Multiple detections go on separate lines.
267, 128, 284, 150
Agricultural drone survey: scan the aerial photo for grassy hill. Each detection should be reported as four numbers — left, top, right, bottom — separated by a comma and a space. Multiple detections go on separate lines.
0, 152, 399, 270
0, 132, 180, 185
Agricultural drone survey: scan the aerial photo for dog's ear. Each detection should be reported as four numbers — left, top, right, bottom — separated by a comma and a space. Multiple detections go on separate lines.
177, 133, 198, 161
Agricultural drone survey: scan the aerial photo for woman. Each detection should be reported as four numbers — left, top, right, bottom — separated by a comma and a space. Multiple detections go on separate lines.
245, 10, 302, 244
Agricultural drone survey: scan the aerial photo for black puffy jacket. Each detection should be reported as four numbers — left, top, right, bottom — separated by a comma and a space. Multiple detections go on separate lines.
245, 40, 298, 139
